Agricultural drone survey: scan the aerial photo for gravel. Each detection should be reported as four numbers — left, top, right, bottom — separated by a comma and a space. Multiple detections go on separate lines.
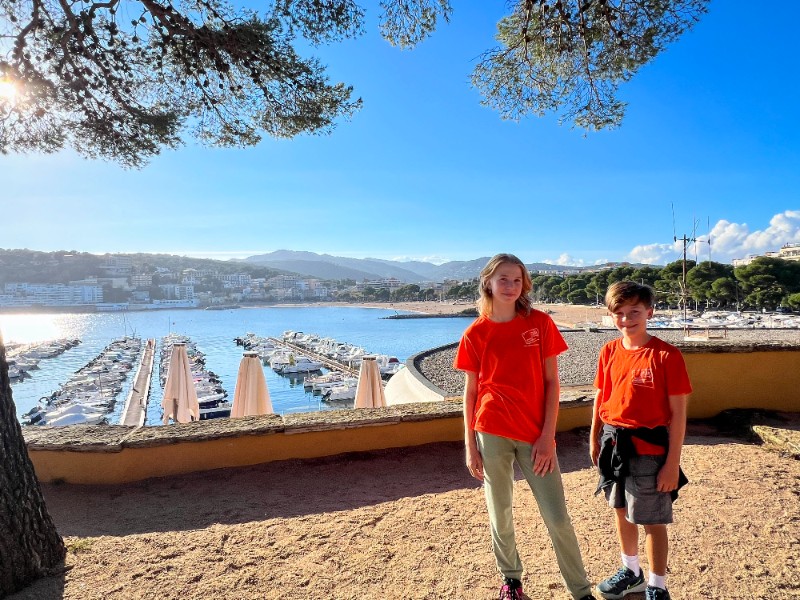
417, 328, 800, 396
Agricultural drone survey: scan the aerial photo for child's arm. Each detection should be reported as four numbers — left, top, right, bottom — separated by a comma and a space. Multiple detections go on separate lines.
531, 355, 559, 476
657, 393, 689, 492
463, 371, 483, 481
589, 388, 602, 466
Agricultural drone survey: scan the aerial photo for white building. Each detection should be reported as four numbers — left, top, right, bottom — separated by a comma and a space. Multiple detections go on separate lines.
0, 283, 103, 306
733, 243, 800, 267
158, 284, 195, 300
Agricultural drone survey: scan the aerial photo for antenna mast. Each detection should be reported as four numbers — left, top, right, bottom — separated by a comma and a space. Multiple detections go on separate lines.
673, 205, 698, 334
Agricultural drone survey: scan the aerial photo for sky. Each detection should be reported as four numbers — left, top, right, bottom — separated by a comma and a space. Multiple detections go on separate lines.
1, 1, 799, 267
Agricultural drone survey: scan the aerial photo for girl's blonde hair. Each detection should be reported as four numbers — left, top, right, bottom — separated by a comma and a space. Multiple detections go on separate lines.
477, 253, 533, 316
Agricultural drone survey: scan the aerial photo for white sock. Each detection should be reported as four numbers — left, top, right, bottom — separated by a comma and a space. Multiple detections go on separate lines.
621, 553, 641, 576
648, 573, 666, 589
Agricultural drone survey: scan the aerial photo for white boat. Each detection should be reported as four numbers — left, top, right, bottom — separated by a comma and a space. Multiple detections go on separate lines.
324, 382, 357, 402
39, 402, 109, 426
24, 337, 141, 427
375, 355, 404, 377
277, 356, 324, 374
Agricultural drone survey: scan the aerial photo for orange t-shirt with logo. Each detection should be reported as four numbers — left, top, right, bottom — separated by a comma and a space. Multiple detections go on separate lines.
594, 336, 692, 454
453, 310, 568, 444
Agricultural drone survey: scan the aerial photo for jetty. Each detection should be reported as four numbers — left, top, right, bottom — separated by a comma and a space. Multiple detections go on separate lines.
120, 338, 156, 427
267, 337, 359, 376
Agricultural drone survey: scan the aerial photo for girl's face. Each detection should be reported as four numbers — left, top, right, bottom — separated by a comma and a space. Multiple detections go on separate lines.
487, 263, 524, 307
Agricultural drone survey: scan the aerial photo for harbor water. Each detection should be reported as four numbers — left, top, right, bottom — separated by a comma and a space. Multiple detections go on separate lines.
1, 306, 473, 425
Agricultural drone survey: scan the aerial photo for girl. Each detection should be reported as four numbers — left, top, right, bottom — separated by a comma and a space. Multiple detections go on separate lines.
453, 253, 595, 600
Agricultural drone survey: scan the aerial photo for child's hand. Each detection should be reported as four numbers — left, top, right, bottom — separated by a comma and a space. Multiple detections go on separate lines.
466, 444, 484, 481
589, 436, 600, 466
531, 435, 556, 476
657, 461, 680, 492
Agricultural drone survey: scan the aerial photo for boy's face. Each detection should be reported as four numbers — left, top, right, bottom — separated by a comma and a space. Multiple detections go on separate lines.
609, 300, 653, 337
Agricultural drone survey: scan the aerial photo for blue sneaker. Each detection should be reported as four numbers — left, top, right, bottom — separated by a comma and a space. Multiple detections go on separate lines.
645, 586, 671, 600
597, 567, 646, 599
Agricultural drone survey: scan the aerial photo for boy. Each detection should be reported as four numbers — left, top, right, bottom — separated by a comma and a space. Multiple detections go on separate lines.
589, 281, 692, 600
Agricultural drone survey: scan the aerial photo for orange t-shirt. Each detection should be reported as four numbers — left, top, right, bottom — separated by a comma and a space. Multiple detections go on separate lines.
594, 336, 692, 454
453, 310, 568, 444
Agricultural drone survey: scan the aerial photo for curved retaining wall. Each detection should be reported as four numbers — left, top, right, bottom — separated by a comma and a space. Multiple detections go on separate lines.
22, 341, 800, 485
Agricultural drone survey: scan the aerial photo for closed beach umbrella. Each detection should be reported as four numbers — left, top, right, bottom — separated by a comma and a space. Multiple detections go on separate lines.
231, 351, 273, 417
354, 356, 386, 409
161, 343, 200, 424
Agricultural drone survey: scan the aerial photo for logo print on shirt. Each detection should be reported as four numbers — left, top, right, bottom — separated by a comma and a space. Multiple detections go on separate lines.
521, 328, 540, 346
631, 368, 654, 386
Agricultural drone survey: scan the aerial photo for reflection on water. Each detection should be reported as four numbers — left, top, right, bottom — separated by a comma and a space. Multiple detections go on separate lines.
1, 306, 472, 423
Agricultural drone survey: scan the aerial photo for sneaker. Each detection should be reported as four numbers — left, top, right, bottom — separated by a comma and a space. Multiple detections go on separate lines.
499, 578, 523, 600
596, 567, 646, 599
645, 586, 671, 600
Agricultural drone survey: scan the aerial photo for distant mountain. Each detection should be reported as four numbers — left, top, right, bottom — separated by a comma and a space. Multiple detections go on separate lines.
242, 251, 432, 282
240, 251, 606, 283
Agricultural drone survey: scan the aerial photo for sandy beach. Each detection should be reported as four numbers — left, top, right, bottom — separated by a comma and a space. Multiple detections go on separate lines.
305, 300, 607, 329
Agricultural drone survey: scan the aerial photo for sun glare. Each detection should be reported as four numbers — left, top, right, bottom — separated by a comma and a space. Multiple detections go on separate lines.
0, 80, 18, 101
0, 314, 62, 344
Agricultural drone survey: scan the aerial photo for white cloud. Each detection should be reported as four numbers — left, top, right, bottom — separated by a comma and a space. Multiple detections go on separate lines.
388, 255, 452, 265
627, 210, 800, 264
627, 242, 680, 265
540, 253, 586, 266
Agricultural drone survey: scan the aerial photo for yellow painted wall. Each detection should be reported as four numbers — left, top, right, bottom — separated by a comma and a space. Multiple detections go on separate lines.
683, 350, 800, 418
29, 417, 465, 485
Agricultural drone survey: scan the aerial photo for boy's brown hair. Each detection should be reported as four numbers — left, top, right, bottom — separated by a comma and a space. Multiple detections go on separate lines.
605, 281, 656, 312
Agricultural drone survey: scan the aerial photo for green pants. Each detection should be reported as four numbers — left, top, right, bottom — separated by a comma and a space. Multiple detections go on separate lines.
477, 432, 592, 599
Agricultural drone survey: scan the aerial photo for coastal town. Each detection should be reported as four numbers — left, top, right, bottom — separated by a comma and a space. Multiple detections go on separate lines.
2, 243, 800, 313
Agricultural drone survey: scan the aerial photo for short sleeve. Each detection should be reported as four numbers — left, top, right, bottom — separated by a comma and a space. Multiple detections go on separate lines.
593, 344, 609, 390
665, 349, 692, 395
453, 330, 479, 373
541, 314, 568, 358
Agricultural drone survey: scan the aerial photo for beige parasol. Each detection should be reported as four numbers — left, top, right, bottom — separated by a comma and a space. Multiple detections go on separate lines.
161, 343, 200, 424
231, 351, 273, 417
354, 356, 386, 409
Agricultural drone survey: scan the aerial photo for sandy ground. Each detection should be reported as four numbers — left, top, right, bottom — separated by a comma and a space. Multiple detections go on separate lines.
308, 300, 606, 328
12, 422, 800, 600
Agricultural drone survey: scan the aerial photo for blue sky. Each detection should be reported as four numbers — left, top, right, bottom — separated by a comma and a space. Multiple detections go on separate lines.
1, 1, 799, 267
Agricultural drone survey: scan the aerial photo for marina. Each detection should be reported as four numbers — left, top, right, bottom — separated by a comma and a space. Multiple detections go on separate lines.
237, 330, 400, 405
158, 333, 232, 420
20, 337, 142, 426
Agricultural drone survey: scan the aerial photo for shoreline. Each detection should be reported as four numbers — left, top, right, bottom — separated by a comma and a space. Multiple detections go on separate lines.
0, 300, 606, 328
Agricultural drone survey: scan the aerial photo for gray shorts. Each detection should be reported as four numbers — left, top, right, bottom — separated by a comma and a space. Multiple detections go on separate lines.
605, 453, 674, 525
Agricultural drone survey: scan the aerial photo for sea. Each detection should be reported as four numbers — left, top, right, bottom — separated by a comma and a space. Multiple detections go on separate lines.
1, 306, 473, 425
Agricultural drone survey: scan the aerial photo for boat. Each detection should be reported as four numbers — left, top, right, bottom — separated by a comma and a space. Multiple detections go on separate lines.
22, 337, 141, 426
159, 334, 230, 420
276, 356, 324, 374
323, 382, 358, 402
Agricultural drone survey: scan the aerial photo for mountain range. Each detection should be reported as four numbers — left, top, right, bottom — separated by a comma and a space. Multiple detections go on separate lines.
238, 250, 614, 283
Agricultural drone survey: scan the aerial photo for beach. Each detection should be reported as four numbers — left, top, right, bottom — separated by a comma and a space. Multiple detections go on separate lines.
308, 300, 608, 329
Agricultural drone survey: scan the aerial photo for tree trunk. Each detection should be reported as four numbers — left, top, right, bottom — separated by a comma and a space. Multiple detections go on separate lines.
0, 337, 66, 597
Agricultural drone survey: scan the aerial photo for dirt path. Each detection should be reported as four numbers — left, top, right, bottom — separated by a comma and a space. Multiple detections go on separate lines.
12, 424, 800, 599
